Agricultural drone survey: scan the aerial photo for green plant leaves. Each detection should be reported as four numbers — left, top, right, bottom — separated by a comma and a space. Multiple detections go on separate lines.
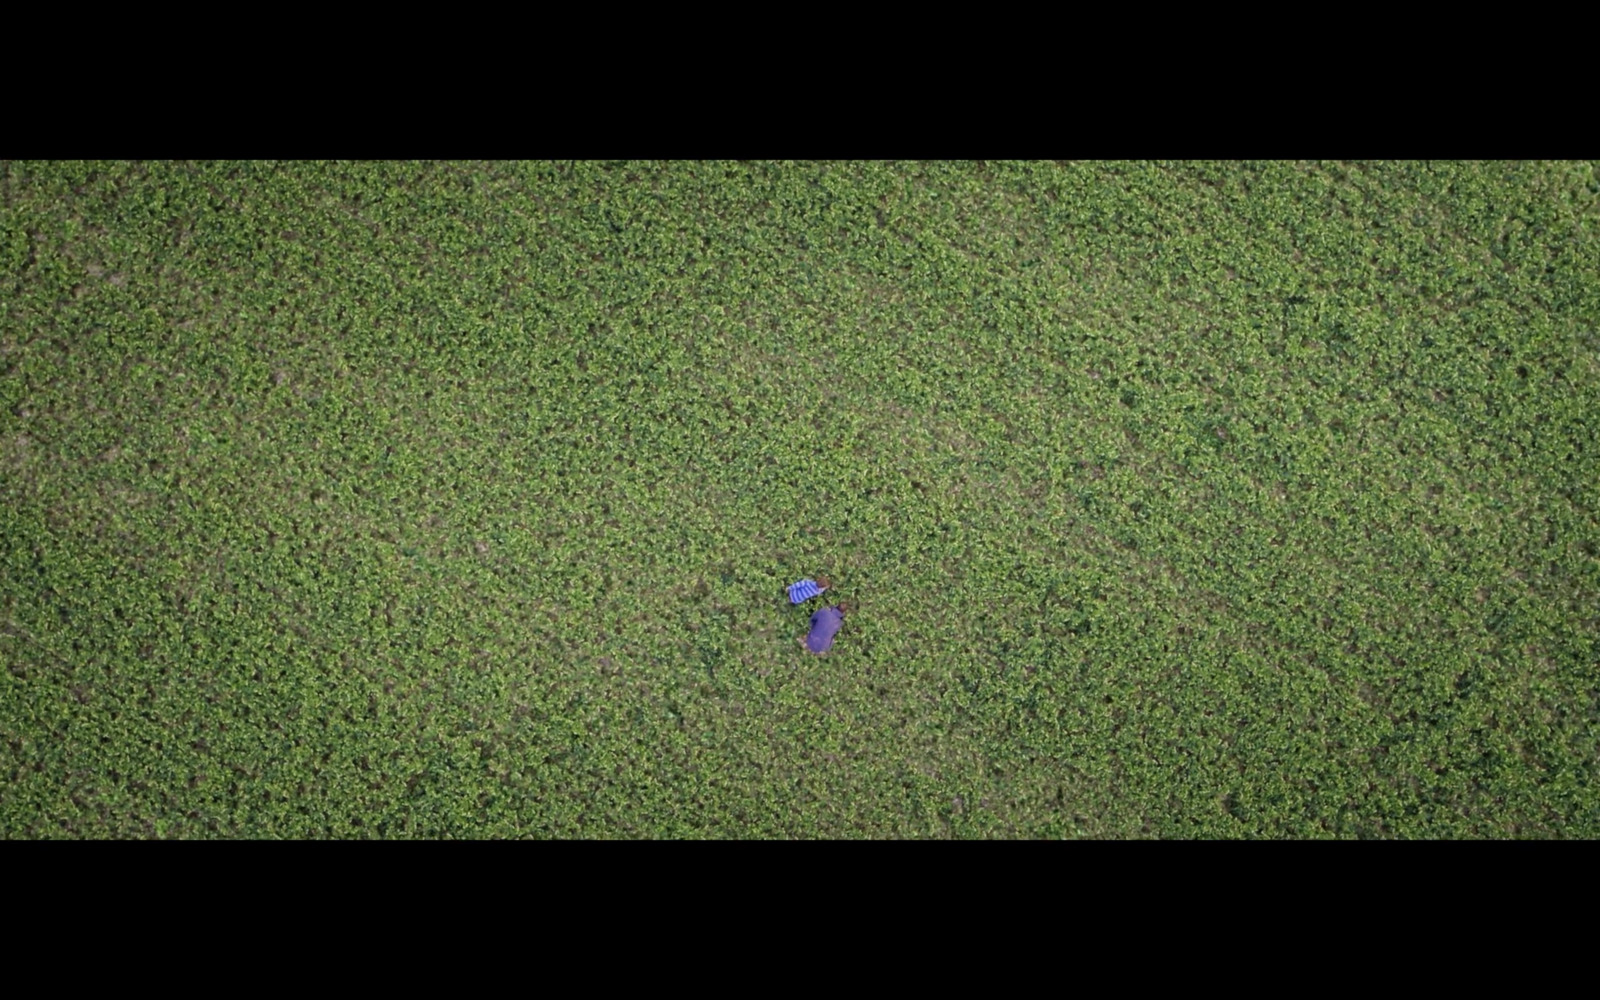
2, 161, 1597, 838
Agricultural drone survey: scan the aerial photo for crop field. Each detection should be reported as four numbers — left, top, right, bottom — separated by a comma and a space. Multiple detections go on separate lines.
2, 160, 1598, 838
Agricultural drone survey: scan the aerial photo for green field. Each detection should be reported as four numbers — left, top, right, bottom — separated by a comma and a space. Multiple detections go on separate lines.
3, 160, 1597, 838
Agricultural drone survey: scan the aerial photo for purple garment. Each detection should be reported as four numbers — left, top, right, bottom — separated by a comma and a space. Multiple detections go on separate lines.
805, 605, 844, 654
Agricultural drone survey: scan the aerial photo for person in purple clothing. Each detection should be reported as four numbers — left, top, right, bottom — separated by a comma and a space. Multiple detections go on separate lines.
799, 601, 851, 655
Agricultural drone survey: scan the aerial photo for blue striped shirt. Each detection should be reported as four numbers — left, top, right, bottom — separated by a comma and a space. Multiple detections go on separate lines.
787, 579, 827, 604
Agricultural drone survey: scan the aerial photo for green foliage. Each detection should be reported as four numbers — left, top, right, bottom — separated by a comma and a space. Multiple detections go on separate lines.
2, 160, 1598, 837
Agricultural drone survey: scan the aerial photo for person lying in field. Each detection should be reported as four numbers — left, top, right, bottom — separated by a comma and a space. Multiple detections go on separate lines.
799, 602, 851, 655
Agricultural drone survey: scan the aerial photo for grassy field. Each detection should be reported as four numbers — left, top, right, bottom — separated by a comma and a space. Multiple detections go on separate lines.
2, 160, 1597, 838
